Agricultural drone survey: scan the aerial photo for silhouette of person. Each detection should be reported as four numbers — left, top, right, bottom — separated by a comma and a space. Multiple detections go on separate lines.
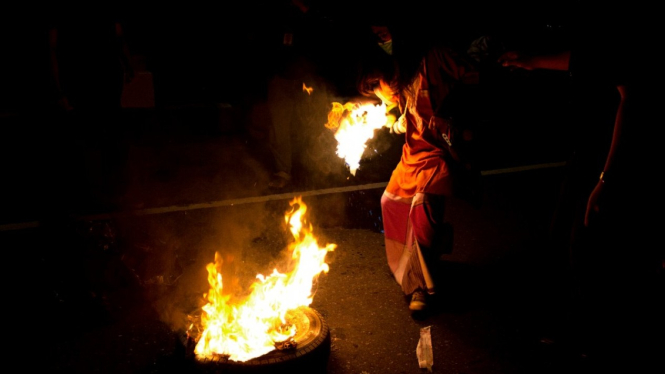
46, 7, 135, 209
250, 0, 361, 190
498, 17, 662, 371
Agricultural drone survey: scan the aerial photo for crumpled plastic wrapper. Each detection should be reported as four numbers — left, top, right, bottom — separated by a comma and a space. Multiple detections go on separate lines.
417, 325, 433, 371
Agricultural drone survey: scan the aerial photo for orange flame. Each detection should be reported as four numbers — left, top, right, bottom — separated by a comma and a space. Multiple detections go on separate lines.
325, 101, 390, 176
193, 197, 335, 362
302, 83, 313, 95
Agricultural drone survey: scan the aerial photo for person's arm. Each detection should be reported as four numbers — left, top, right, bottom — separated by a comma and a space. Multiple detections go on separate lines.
47, 27, 73, 111
498, 50, 571, 71
114, 21, 135, 83
584, 84, 627, 226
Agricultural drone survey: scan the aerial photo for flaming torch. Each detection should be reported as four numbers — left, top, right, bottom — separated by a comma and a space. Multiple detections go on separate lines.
325, 100, 391, 176
192, 197, 336, 362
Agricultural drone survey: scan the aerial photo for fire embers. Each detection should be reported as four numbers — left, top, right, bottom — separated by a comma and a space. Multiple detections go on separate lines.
274, 336, 297, 351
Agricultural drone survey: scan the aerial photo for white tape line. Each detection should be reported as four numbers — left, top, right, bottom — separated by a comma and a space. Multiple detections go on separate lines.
1, 161, 567, 231
480, 161, 567, 176
81, 182, 390, 221
0, 221, 40, 231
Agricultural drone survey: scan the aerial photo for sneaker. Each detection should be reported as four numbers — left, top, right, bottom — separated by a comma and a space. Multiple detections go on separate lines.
268, 171, 291, 189
409, 290, 427, 311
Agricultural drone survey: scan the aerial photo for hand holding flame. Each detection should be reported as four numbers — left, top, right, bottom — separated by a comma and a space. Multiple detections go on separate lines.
325, 99, 391, 175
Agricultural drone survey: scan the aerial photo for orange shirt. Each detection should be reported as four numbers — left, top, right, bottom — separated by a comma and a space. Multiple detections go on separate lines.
386, 67, 453, 198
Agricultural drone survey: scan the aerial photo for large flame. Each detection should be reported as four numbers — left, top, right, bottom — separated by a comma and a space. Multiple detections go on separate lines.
193, 197, 336, 362
326, 101, 390, 176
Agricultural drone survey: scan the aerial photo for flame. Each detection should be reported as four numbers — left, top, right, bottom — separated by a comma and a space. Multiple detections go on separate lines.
193, 197, 336, 362
325, 101, 389, 176
302, 83, 313, 95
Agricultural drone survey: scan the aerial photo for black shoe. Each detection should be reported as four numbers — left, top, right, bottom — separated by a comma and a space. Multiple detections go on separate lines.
409, 290, 427, 311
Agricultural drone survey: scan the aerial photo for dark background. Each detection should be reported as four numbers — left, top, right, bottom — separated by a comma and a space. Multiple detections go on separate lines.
3, 1, 635, 228
1, 3, 661, 374
1, 1, 579, 113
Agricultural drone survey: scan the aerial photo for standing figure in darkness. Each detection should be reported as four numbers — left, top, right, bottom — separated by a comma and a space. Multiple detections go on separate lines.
258, 0, 361, 189
47, 7, 135, 208
498, 15, 662, 371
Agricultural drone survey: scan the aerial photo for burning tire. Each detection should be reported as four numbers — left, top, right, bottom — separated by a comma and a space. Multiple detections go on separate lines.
189, 307, 331, 374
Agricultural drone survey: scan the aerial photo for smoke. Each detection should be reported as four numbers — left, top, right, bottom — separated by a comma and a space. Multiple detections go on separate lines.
114, 198, 295, 333
142, 195, 347, 334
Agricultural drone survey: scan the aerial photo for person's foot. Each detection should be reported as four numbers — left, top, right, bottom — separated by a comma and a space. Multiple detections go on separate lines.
409, 290, 427, 311
268, 171, 291, 189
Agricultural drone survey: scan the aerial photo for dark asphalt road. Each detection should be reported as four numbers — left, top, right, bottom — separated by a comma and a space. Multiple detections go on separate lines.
2, 105, 662, 374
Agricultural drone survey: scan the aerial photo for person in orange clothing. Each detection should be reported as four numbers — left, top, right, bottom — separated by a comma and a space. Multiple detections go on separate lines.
358, 22, 480, 313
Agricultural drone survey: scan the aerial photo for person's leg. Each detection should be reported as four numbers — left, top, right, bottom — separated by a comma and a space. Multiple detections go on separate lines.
381, 192, 412, 284
267, 76, 297, 188
405, 193, 446, 296
382, 191, 446, 311
295, 75, 336, 187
